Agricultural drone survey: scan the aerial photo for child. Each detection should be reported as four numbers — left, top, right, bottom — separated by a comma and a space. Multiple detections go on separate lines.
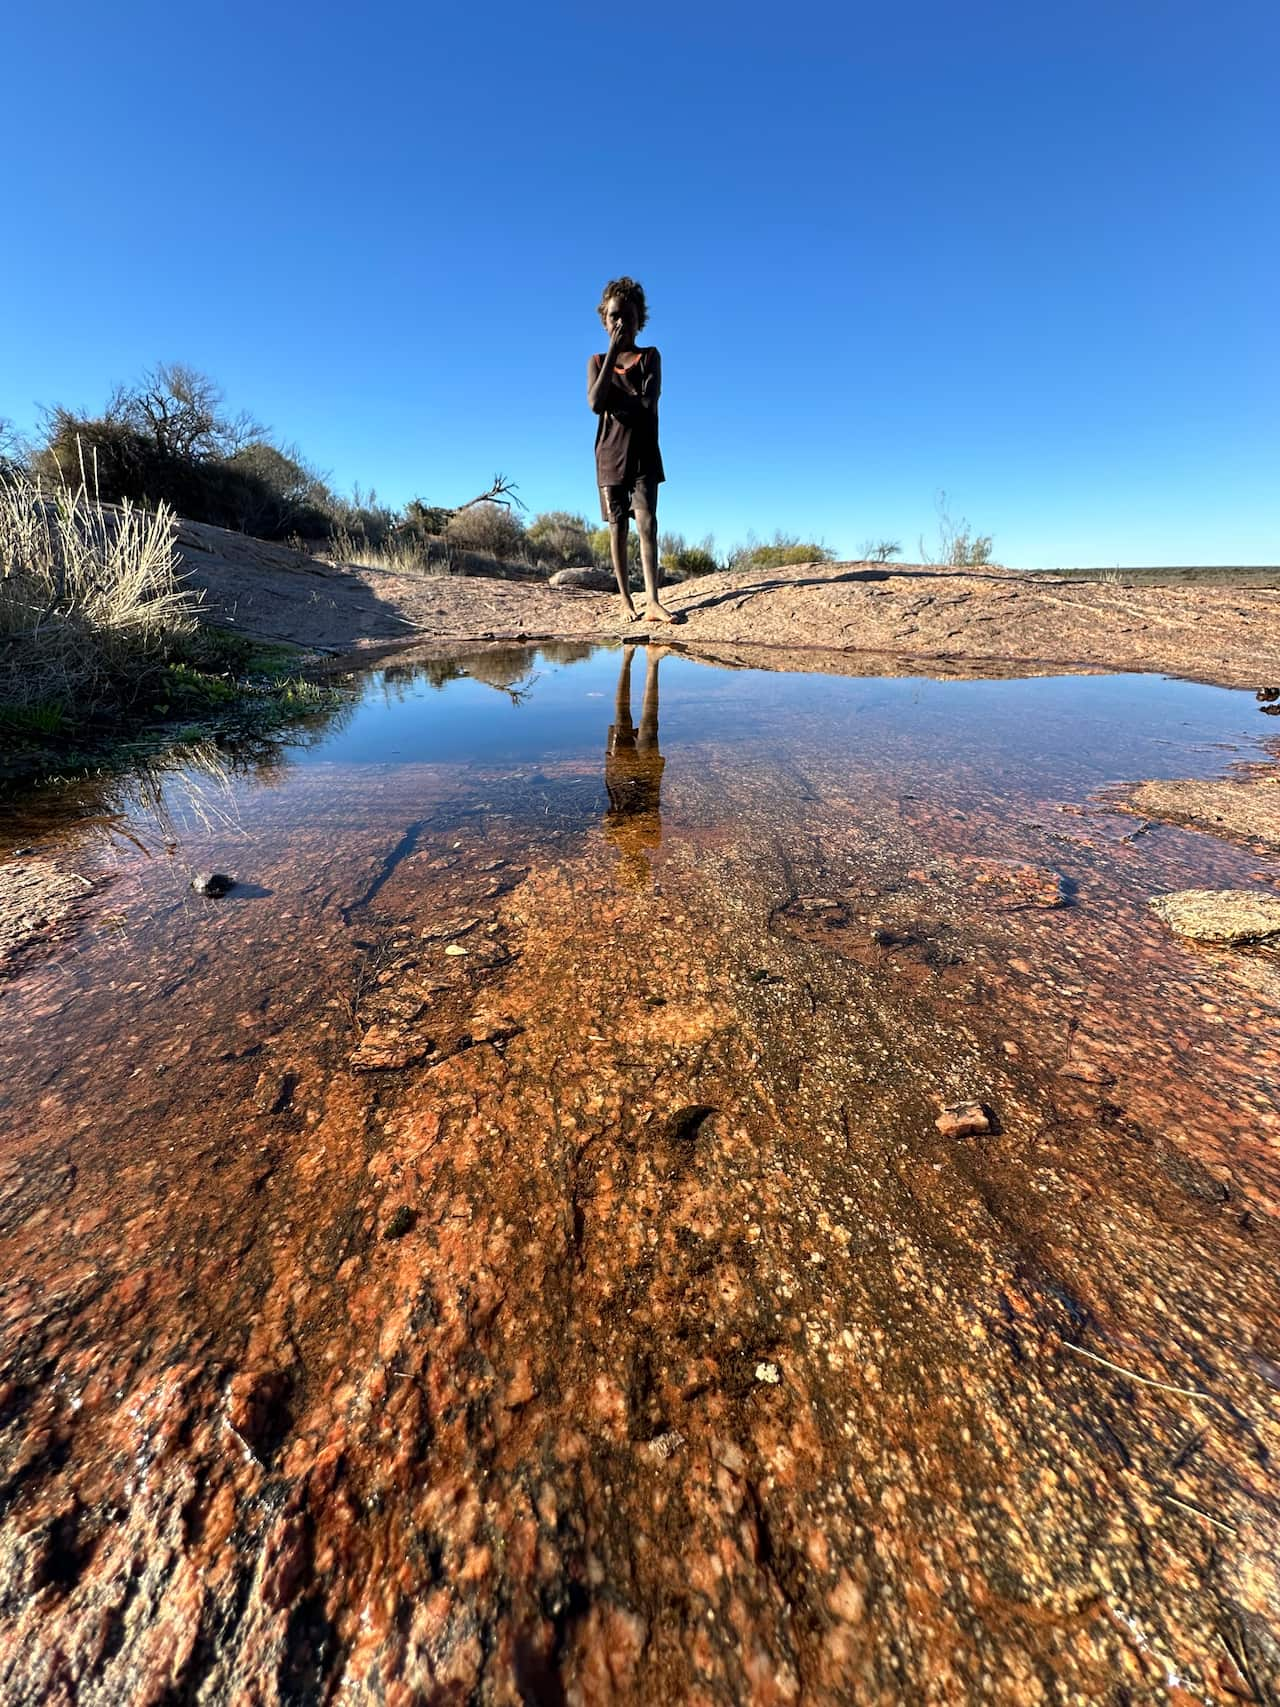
587, 277, 678, 623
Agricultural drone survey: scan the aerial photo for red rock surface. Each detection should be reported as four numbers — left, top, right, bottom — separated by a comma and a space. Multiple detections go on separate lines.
2, 659, 1280, 1702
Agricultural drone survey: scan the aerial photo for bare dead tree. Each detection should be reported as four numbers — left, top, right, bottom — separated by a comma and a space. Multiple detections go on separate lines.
389, 475, 525, 541
451, 474, 525, 515
116, 363, 265, 460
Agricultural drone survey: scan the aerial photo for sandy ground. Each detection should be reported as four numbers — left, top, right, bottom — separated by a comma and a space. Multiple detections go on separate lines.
177, 518, 1280, 691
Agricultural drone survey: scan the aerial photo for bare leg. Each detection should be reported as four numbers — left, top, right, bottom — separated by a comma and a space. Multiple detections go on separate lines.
635, 505, 675, 622
638, 648, 660, 748
609, 516, 638, 618
614, 644, 637, 735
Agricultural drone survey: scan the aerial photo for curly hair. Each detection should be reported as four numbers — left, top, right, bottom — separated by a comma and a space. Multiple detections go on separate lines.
597, 276, 648, 330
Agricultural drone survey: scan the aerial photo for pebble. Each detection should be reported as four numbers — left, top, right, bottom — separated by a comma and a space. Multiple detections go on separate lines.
646, 1430, 686, 1462
192, 872, 235, 898
754, 1362, 781, 1385
383, 1206, 416, 1240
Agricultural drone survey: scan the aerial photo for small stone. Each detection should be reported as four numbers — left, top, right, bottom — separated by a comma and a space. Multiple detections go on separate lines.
253, 1070, 296, 1114
443, 944, 469, 957
1148, 889, 1280, 945
192, 871, 234, 898
384, 1205, 415, 1240
935, 1102, 992, 1139
645, 1429, 686, 1462
754, 1361, 781, 1385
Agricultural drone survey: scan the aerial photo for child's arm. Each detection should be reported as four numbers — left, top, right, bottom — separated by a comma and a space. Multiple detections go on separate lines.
637, 349, 661, 413
587, 329, 628, 412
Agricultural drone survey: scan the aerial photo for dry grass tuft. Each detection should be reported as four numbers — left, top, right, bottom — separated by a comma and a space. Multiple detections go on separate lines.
0, 465, 200, 711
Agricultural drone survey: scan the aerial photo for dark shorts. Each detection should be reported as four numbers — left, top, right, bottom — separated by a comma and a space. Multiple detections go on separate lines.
599, 473, 661, 524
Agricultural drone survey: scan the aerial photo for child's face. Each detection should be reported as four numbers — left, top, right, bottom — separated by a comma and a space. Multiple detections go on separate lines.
604, 296, 640, 342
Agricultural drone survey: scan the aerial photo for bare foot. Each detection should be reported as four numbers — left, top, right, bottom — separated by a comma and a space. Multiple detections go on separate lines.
644, 603, 679, 624
619, 600, 641, 622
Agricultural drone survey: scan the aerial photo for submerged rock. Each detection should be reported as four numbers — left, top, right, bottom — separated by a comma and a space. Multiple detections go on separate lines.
1149, 889, 1280, 944
960, 857, 1068, 910
349, 1023, 433, 1071
935, 1101, 992, 1138
383, 1205, 416, 1240
191, 871, 235, 898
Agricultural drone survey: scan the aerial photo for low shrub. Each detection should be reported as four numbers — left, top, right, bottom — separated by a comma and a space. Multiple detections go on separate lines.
35, 410, 335, 542
589, 525, 641, 573
659, 531, 721, 576
526, 510, 592, 569
728, 533, 836, 573
445, 501, 527, 560
664, 545, 720, 576
922, 492, 995, 568
947, 529, 994, 568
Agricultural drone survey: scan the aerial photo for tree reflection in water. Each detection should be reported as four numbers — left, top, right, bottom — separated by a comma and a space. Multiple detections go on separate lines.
603, 644, 665, 887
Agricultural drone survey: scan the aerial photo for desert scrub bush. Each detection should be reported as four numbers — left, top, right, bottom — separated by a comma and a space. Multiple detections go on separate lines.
526, 510, 593, 569
727, 533, 836, 573
0, 468, 199, 714
589, 525, 641, 573
858, 539, 901, 563
664, 545, 720, 576
445, 501, 527, 560
947, 528, 994, 567
34, 365, 338, 542
922, 492, 995, 568
659, 531, 721, 576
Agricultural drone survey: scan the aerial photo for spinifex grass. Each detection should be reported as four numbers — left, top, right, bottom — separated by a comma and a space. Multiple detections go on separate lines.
0, 466, 200, 714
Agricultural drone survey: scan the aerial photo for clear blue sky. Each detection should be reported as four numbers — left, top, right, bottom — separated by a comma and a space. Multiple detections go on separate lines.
4, 0, 1276, 566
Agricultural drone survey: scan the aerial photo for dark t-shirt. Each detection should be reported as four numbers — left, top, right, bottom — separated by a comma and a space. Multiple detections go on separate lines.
589, 346, 666, 488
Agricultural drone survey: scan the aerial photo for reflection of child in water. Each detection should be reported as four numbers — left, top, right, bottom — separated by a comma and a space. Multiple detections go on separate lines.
604, 646, 665, 887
